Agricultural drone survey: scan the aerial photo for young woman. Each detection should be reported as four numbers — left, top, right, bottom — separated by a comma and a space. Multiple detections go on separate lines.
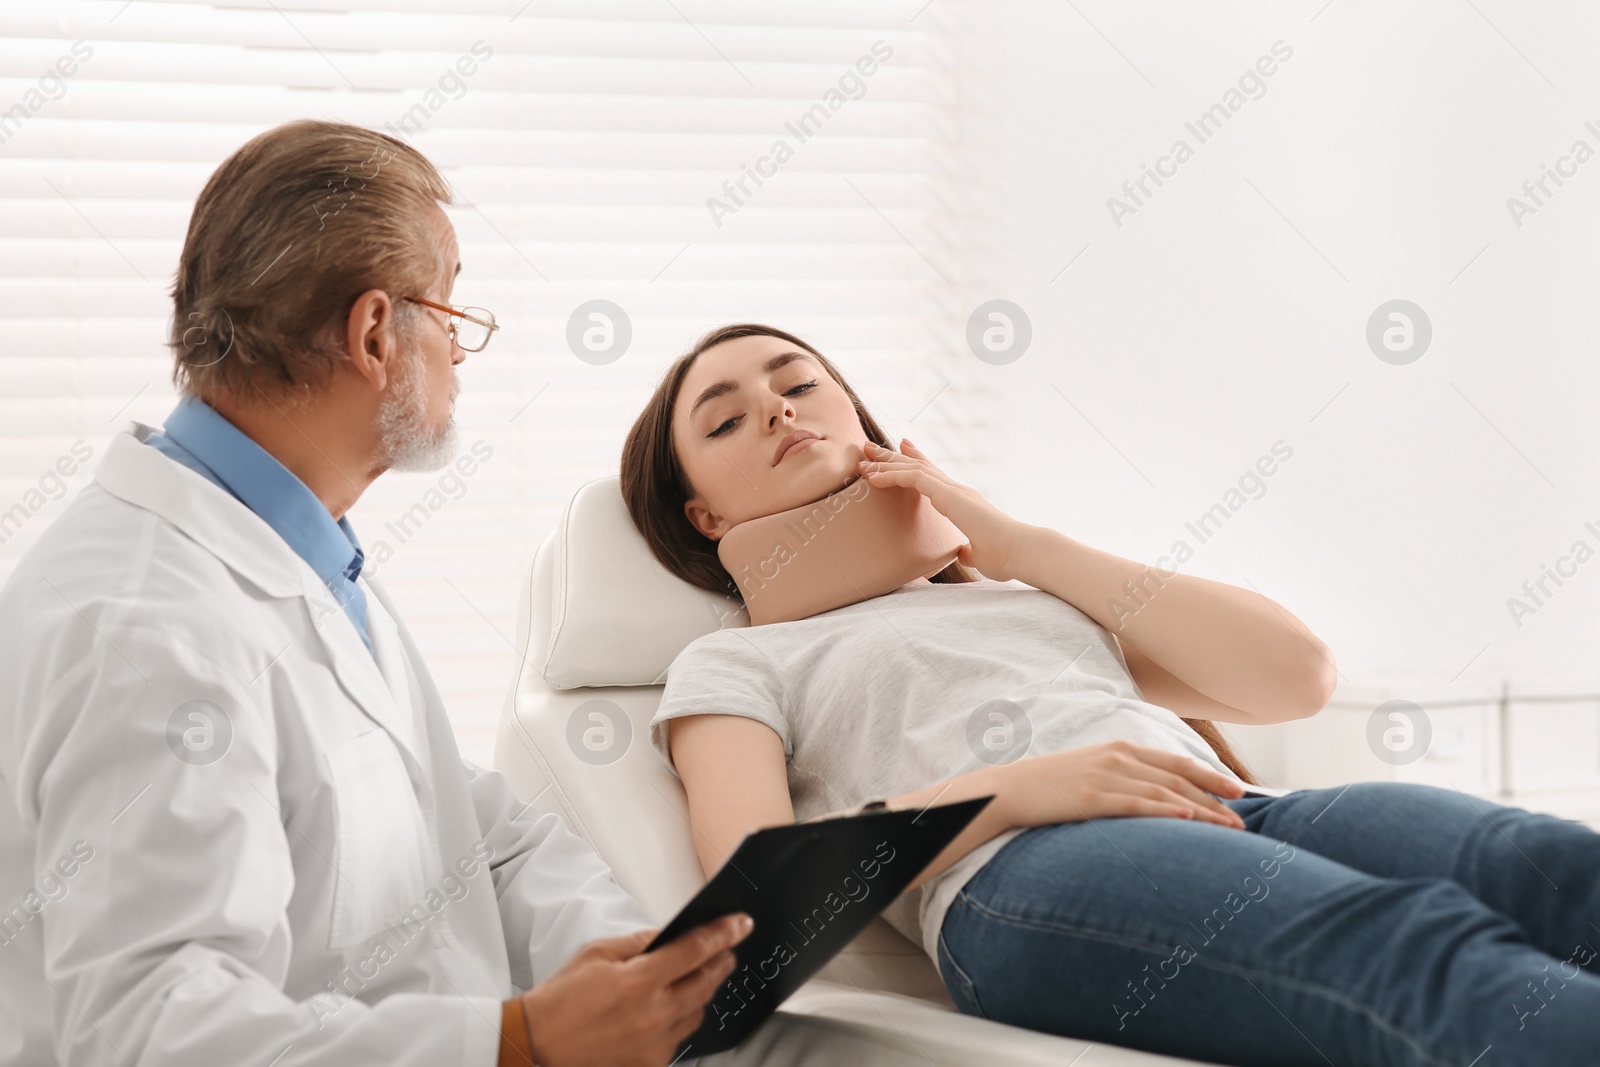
619, 323, 1600, 1067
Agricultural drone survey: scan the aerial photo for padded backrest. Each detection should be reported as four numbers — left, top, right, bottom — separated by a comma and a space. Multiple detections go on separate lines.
525, 475, 748, 689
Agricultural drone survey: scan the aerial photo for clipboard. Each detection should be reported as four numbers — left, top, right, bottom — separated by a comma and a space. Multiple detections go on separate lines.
645, 795, 993, 1058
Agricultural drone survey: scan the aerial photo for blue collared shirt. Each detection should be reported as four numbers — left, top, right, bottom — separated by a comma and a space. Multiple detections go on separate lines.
144, 396, 373, 655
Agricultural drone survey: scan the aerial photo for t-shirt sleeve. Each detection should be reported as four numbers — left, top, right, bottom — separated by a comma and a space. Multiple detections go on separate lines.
649, 629, 789, 775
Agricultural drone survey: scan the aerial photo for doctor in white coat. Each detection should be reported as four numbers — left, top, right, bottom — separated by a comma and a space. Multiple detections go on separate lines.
0, 120, 926, 1067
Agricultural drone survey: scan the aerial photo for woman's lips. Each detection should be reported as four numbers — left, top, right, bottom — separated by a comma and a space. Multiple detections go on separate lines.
777, 437, 820, 463
772, 429, 822, 465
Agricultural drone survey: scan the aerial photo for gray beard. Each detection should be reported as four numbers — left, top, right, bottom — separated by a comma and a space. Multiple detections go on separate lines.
376, 344, 458, 473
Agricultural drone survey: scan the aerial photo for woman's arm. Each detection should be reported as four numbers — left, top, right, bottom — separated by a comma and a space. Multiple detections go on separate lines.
1008, 526, 1337, 724
667, 714, 796, 878
855, 438, 1338, 726
1114, 633, 1274, 726
667, 714, 1245, 894
668, 712, 1013, 892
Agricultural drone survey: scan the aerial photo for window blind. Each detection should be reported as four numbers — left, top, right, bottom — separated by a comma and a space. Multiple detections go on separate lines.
0, 0, 986, 766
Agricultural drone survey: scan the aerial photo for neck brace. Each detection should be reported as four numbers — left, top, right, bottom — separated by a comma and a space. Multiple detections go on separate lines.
716, 474, 967, 626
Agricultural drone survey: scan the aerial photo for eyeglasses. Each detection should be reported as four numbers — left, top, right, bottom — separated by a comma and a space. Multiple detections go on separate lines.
402, 295, 499, 353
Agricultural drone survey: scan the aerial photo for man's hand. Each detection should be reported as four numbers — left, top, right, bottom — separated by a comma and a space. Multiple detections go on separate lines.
518, 913, 753, 1067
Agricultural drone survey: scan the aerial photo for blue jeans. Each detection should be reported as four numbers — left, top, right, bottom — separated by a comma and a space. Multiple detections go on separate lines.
936, 782, 1600, 1066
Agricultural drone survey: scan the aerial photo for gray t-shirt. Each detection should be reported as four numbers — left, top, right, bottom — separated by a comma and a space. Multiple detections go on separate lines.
648, 577, 1245, 975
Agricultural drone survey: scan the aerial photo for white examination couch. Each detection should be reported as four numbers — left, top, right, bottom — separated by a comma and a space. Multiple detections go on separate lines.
493, 475, 1226, 1066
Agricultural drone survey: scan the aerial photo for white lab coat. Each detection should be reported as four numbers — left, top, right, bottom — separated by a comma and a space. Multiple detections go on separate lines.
0, 424, 660, 1067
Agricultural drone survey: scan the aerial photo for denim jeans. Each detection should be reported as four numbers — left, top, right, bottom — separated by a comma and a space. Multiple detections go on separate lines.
936, 781, 1600, 1066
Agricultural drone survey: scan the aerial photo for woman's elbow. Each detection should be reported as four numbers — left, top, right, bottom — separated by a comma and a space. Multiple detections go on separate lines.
1282, 643, 1338, 719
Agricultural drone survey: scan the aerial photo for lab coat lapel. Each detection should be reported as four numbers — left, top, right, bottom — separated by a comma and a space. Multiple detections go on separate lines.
353, 576, 443, 821
360, 580, 416, 756
94, 425, 425, 772
365, 576, 464, 778
301, 578, 426, 772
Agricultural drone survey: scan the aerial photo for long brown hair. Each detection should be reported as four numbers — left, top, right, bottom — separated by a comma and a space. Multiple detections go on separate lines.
619, 322, 1258, 786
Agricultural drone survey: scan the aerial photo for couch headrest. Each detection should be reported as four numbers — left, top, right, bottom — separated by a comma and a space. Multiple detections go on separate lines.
528, 475, 748, 689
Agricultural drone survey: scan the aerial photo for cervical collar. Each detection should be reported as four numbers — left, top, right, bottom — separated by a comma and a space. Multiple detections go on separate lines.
716, 473, 967, 626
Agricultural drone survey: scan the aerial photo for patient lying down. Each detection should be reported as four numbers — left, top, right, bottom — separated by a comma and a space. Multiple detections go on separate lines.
614, 322, 1600, 1066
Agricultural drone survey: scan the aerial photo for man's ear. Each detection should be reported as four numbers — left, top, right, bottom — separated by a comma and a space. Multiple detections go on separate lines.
684, 497, 731, 541
344, 288, 401, 393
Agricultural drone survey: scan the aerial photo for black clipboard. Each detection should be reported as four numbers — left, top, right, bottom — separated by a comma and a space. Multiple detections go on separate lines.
645, 795, 993, 1058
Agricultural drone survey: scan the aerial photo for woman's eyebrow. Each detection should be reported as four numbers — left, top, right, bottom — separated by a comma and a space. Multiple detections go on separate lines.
688, 350, 814, 416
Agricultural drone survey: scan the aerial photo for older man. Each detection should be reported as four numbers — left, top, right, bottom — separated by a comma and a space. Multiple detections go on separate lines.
0, 121, 920, 1067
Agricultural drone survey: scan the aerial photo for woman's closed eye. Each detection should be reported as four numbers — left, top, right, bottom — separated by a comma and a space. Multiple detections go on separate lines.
707, 379, 817, 438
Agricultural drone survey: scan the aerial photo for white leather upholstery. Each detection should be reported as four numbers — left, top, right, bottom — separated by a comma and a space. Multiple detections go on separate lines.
494, 475, 1226, 1066
526, 476, 749, 690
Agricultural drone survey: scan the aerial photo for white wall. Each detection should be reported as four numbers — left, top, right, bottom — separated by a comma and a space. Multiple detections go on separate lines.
948, 0, 1600, 709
